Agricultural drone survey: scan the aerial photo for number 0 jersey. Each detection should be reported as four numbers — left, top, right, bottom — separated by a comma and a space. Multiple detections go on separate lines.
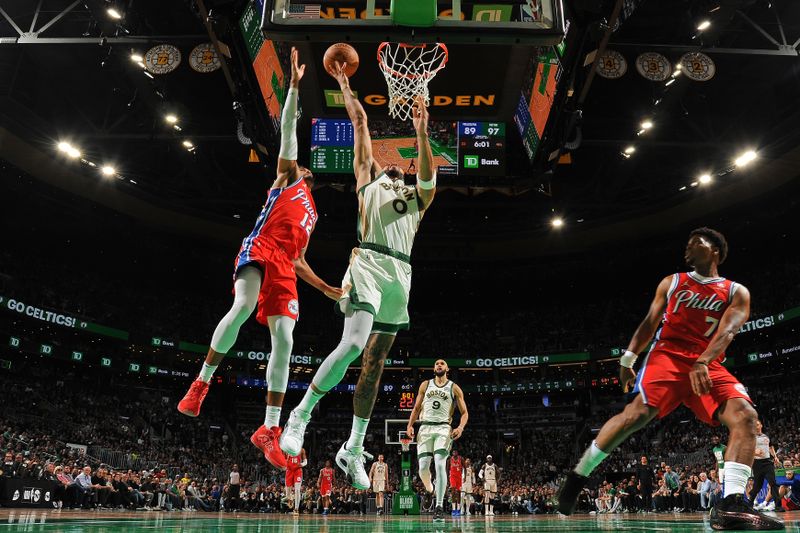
358, 173, 422, 258
655, 271, 739, 361
240, 176, 317, 263
420, 379, 455, 424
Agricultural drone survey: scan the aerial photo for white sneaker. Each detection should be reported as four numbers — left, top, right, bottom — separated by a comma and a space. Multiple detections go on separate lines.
335, 442, 373, 490
280, 409, 310, 456
765, 501, 776, 511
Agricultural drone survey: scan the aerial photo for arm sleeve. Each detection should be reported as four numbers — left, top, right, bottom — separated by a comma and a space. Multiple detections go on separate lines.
279, 88, 299, 161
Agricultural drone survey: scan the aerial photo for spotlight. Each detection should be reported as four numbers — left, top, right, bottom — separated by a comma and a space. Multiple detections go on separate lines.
551, 217, 564, 228
697, 20, 711, 31
107, 7, 122, 19
698, 174, 712, 185
679, 185, 687, 191
165, 114, 178, 124
173, 125, 182, 132
672, 69, 682, 77
144, 71, 154, 79
690, 181, 698, 187
624, 146, 636, 154
66, 147, 81, 159
734, 150, 757, 167
57, 141, 71, 153
640, 120, 653, 130
665, 78, 676, 87
130, 53, 143, 62
136, 61, 146, 69
101, 166, 116, 176
182, 140, 194, 149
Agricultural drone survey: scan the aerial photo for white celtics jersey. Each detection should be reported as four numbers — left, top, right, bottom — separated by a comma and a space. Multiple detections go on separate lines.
420, 379, 455, 424
358, 173, 422, 257
374, 462, 387, 480
483, 463, 497, 482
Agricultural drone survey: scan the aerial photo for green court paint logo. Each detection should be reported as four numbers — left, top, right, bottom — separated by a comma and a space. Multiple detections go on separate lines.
472, 4, 512, 22
464, 155, 479, 168
325, 89, 357, 107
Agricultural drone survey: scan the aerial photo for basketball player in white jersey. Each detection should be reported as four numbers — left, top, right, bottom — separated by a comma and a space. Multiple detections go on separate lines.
369, 454, 389, 515
280, 62, 438, 491
461, 458, 476, 516
480, 455, 499, 516
406, 359, 469, 520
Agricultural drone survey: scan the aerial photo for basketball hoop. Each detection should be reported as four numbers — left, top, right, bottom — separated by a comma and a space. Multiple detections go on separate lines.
400, 436, 413, 452
377, 42, 448, 121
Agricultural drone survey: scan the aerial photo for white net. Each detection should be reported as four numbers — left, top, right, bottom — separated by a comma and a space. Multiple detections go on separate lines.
400, 437, 412, 452
377, 42, 449, 121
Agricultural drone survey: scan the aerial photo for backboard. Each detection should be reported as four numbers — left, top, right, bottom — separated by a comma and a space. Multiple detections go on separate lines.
261, 0, 565, 45
385, 418, 414, 446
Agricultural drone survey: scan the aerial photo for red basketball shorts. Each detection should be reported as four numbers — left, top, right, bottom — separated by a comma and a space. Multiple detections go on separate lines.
320, 484, 332, 497
450, 474, 463, 491
285, 469, 302, 487
633, 349, 753, 426
233, 240, 299, 324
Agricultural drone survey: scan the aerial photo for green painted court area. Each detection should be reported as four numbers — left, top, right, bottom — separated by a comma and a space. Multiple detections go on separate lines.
2, 511, 799, 533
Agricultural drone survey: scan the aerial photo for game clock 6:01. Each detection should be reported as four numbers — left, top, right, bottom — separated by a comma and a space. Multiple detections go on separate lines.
457, 121, 506, 177
399, 391, 415, 411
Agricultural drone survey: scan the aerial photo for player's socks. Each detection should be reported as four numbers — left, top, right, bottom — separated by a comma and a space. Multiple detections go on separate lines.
346, 415, 370, 450
722, 461, 751, 497
295, 387, 325, 419
574, 440, 609, 477
198, 362, 218, 383
265, 405, 281, 428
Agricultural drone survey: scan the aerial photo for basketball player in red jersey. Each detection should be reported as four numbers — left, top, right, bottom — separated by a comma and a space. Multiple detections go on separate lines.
318, 460, 335, 515
177, 49, 342, 471
449, 450, 463, 516
558, 228, 783, 531
285, 448, 307, 514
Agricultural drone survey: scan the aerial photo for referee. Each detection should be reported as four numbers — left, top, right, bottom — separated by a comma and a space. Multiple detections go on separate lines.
748, 420, 784, 512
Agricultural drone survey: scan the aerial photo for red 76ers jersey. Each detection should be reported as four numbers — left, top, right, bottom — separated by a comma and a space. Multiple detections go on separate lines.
320, 467, 333, 486
241, 177, 318, 262
656, 271, 739, 360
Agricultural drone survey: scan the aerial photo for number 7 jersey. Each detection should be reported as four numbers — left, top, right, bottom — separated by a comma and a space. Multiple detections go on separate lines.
656, 271, 740, 360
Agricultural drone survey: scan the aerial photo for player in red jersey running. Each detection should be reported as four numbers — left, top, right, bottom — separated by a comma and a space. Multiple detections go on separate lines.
557, 228, 783, 531
449, 450, 463, 516
285, 448, 306, 514
177, 49, 341, 472
318, 460, 335, 515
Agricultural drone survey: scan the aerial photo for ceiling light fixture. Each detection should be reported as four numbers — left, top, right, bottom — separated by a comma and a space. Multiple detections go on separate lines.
697, 20, 711, 31
624, 146, 636, 154
130, 53, 143, 62
640, 120, 653, 130
107, 7, 122, 19
165, 114, 178, 124
101, 166, 116, 176
551, 217, 564, 228
734, 150, 757, 167
698, 174, 712, 185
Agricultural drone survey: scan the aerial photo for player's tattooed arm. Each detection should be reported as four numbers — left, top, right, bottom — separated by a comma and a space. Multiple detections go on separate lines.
292, 247, 344, 301
406, 380, 429, 438
451, 384, 468, 440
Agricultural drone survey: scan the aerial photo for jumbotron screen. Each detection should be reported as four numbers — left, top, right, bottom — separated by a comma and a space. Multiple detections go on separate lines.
310, 118, 505, 176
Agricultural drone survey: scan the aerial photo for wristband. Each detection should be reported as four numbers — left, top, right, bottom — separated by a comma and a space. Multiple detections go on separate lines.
619, 350, 638, 368
417, 173, 437, 190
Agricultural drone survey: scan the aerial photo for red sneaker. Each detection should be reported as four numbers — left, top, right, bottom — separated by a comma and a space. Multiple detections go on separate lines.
251, 425, 288, 470
177, 379, 210, 417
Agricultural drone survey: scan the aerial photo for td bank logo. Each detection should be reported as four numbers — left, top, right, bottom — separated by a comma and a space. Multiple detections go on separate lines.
747, 353, 758, 363
464, 155, 479, 168
324, 89, 358, 108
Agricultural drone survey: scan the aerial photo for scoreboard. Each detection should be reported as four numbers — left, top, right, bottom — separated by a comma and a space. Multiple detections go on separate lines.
398, 391, 415, 412
457, 122, 506, 176
311, 118, 506, 176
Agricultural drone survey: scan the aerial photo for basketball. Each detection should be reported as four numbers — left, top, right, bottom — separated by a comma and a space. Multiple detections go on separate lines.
323, 43, 359, 78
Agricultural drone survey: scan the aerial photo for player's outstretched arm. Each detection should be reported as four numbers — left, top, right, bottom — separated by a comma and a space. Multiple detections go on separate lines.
405, 380, 429, 438
292, 247, 344, 301
690, 285, 751, 395
329, 61, 378, 191
412, 96, 436, 210
619, 275, 673, 392
451, 384, 468, 440
275, 47, 305, 189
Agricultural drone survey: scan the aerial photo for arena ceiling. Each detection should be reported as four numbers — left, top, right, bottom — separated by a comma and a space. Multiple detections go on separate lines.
0, 0, 799, 251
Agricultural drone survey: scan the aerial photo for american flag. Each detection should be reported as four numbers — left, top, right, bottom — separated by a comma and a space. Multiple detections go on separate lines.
288, 4, 321, 19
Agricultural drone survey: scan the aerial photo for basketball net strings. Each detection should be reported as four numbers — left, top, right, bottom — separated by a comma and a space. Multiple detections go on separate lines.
379, 44, 447, 121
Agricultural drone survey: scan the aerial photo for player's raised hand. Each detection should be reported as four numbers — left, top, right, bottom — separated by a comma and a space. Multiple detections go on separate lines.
412, 95, 429, 134
329, 60, 349, 87
619, 366, 636, 393
290, 47, 306, 87
689, 362, 713, 395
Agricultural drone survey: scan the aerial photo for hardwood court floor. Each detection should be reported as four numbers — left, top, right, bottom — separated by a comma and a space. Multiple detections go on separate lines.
1, 509, 797, 532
